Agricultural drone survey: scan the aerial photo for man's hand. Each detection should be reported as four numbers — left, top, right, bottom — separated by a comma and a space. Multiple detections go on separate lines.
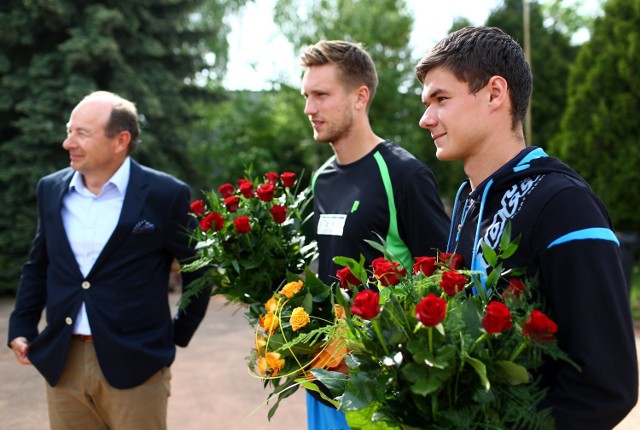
10, 337, 32, 365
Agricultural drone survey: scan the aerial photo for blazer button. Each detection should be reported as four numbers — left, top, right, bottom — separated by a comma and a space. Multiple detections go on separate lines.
65, 317, 73, 325
82, 281, 90, 289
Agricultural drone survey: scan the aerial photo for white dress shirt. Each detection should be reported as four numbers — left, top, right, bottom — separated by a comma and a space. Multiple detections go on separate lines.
61, 158, 131, 335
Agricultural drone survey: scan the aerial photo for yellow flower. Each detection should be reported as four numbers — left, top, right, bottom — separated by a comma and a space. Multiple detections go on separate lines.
265, 296, 279, 313
262, 312, 280, 335
290, 307, 311, 331
257, 352, 286, 376
280, 280, 303, 298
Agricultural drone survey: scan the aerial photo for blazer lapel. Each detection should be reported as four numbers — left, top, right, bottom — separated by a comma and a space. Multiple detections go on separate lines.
89, 160, 149, 275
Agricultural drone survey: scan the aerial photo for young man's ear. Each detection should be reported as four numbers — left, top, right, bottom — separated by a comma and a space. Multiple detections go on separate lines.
487, 75, 509, 106
354, 85, 370, 110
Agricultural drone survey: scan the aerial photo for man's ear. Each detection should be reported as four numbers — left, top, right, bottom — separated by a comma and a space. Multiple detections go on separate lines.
487, 75, 509, 107
354, 85, 370, 110
115, 131, 132, 154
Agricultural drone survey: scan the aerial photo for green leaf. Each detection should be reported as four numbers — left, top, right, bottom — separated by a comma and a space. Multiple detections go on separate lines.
339, 371, 379, 411
410, 377, 443, 396
462, 353, 490, 391
309, 368, 348, 396
499, 221, 512, 252
496, 360, 530, 385
344, 403, 398, 429
297, 379, 340, 408
480, 241, 498, 267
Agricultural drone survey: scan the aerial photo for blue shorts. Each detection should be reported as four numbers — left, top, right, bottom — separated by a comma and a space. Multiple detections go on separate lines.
306, 391, 350, 430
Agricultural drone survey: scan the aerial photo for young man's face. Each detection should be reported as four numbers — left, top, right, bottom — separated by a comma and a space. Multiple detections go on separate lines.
419, 66, 493, 162
301, 63, 357, 144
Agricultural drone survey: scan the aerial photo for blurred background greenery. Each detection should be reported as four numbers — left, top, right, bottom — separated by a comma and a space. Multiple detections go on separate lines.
1, 0, 638, 312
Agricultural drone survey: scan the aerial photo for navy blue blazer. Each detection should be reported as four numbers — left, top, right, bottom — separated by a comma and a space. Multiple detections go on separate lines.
8, 160, 212, 389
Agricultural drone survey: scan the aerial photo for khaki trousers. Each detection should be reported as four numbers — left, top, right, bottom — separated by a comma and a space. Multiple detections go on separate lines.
46, 337, 171, 430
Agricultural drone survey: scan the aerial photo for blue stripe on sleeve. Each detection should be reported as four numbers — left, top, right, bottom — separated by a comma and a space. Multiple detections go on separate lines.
546, 228, 620, 249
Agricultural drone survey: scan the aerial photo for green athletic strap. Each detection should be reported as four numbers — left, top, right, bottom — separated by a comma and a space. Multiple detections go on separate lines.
311, 155, 336, 195
311, 152, 412, 270
373, 152, 412, 270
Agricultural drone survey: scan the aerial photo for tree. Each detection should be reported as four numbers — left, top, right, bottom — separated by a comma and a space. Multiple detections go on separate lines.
187, 85, 331, 195
0, 0, 242, 293
549, 0, 640, 233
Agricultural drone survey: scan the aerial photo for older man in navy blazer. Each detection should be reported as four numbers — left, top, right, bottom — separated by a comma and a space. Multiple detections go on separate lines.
8, 91, 212, 429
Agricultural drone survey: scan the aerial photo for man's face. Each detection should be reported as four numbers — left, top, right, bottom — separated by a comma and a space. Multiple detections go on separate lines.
62, 100, 123, 178
301, 63, 356, 144
419, 66, 492, 162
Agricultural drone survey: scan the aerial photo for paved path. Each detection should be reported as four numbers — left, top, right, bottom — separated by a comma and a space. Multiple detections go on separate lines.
1, 293, 639, 429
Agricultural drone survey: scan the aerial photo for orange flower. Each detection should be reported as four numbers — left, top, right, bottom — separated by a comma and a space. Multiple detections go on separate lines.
255, 336, 267, 354
290, 307, 311, 331
334, 304, 346, 320
265, 296, 279, 313
310, 333, 347, 370
257, 352, 286, 376
262, 312, 280, 334
280, 280, 303, 298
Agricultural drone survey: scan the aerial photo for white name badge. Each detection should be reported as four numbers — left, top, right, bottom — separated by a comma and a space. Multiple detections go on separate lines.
317, 214, 347, 236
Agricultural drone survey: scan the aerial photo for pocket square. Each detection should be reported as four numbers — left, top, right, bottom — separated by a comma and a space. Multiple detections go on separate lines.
132, 219, 156, 234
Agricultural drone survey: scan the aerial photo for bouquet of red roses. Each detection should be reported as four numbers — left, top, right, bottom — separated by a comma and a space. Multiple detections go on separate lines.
182, 169, 317, 306
312, 227, 578, 430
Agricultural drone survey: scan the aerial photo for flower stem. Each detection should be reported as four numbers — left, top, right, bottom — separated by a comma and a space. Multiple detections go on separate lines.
469, 332, 488, 355
372, 319, 390, 356
428, 326, 433, 354
510, 341, 528, 361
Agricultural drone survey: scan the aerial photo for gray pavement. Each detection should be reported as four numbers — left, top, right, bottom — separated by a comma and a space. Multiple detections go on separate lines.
1, 293, 639, 430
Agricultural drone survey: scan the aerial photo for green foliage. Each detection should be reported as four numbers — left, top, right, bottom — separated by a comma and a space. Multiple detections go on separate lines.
486, 0, 579, 149
187, 86, 331, 196
548, 0, 640, 232
0, 0, 244, 294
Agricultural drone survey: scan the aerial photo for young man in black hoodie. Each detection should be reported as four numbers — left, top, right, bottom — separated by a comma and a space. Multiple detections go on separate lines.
416, 26, 637, 429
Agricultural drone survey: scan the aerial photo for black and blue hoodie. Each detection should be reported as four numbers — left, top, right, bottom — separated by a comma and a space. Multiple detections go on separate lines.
448, 146, 638, 429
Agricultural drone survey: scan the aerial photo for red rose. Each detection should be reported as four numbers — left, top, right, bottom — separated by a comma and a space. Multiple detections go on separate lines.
415, 293, 447, 327
200, 212, 224, 232
265, 172, 279, 185
522, 310, 558, 343
336, 266, 362, 290
440, 270, 467, 297
438, 252, 463, 270
238, 179, 254, 198
190, 199, 206, 216
257, 183, 275, 202
218, 183, 235, 198
371, 257, 406, 287
501, 278, 526, 299
224, 196, 240, 212
413, 256, 437, 276
350, 290, 380, 320
270, 205, 287, 224
280, 172, 296, 188
233, 215, 251, 234
482, 301, 513, 334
